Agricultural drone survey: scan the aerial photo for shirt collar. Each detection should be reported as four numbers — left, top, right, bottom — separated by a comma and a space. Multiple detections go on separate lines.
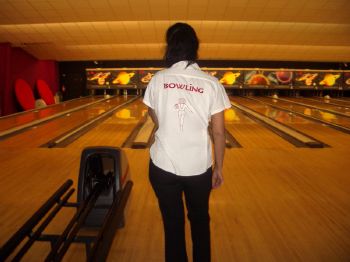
170, 61, 200, 70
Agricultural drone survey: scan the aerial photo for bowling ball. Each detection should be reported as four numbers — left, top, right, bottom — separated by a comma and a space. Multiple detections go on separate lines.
276, 71, 292, 84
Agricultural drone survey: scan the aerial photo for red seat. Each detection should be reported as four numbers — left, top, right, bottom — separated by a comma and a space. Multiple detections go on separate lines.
36, 79, 55, 105
14, 79, 35, 110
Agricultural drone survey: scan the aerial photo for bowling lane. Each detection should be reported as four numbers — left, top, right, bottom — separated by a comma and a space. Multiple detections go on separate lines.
68, 97, 295, 150
329, 97, 350, 103
231, 96, 350, 148
255, 96, 350, 129
278, 97, 350, 116
67, 99, 147, 149
305, 97, 350, 107
0, 96, 135, 148
224, 105, 295, 149
0, 96, 103, 132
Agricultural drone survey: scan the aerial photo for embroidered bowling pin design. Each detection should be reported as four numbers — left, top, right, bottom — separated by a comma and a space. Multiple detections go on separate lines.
174, 98, 192, 131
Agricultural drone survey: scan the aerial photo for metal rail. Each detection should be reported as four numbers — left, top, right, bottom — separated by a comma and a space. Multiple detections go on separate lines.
45, 176, 112, 261
0, 180, 74, 260
1, 176, 133, 261
88, 181, 133, 262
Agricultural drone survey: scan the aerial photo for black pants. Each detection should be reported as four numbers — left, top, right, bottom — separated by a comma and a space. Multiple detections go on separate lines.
149, 160, 212, 262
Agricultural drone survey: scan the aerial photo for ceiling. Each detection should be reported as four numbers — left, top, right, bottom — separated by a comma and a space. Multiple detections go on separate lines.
0, 0, 350, 62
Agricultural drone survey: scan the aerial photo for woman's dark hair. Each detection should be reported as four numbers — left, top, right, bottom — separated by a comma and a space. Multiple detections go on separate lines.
164, 23, 199, 67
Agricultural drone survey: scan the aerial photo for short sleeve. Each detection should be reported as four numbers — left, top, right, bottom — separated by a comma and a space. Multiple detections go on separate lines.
210, 82, 231, 115
143, 76, 155, 109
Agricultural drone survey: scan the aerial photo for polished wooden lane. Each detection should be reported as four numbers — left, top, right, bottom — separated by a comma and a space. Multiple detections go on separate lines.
276, 97, 350, 116
304, 97, 350, 106
0, 96, 135, 148
66, 99, 146, 149
209, 148, 350, 261
68, 97, 295, 150
0, 96, 102, 132
0, 148, 80, 260
1, 95, 350, 261
231, 96, 350, 148
288, 97, 350, 116
225, 106, 295, 149
308, 97, 350, 107
1, 148, 350, 261
256, 97, 350, 129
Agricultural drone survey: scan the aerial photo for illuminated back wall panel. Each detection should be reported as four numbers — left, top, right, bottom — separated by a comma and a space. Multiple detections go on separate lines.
86, 67, 350, 90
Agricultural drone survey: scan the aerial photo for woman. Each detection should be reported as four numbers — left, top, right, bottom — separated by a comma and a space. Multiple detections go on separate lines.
143, 22, 231, 262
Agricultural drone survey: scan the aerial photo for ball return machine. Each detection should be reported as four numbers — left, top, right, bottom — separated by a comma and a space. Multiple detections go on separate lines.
0, 147, 133, 261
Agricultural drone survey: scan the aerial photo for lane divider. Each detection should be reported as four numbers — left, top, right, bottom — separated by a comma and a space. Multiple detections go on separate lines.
132, 115, 155, 148
123, 113, 242, 149
42, 96, 141, 148
121, 114, 156, 149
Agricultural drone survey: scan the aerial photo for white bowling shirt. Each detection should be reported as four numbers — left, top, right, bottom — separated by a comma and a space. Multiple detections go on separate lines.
143, 61, 231, 176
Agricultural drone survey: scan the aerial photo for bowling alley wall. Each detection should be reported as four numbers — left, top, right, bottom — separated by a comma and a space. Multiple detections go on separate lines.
85, 67, 350, 90
2, 42, 349, 116
59, 60, 350, 100
0, 43, 59, 116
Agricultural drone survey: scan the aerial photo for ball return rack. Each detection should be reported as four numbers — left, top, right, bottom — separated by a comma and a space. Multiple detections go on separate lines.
0, 147, 133, 261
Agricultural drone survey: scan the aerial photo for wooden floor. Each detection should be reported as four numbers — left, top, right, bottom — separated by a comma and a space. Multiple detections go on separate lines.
1, 97, 350, 261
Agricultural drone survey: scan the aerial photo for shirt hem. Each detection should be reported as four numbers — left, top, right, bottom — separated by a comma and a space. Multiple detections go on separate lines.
143, 99, 153, 109
211, 104, 231, 115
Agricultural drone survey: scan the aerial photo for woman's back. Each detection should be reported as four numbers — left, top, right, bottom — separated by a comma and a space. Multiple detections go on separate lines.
143, 22, 230, 262
146, 60, 226, 176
